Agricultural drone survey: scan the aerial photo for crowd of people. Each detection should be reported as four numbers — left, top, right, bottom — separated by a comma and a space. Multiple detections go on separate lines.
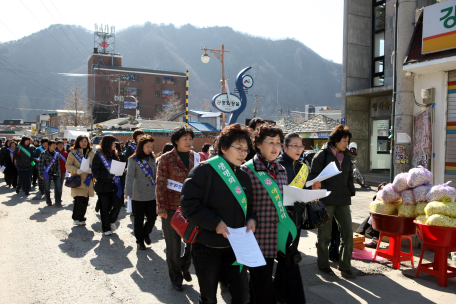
0, 118, 357, 304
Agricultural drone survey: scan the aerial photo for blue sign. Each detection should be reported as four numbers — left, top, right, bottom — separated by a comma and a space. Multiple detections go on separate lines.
341, 117, 346, 125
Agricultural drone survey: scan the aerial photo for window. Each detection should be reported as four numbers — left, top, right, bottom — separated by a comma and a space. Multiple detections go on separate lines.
155, 77, 162, 84
372, 0, 385, 87
174, 92, 180, 99
139, 76, 144, 82
102, 87, 110, 95
137, 89, 143, 96
176, 79, 181, 85
155, 90, 161, 97
98, 57, 103, 62
155, 104, 162, 112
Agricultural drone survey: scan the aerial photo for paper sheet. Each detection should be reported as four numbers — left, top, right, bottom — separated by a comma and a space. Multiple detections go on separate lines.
305, 161, 342, 187
127, 197, 132, 214
80, 157, 90, 172
109, 160, 126, 176
0, 166, 5, 173
283, 185, 331, 206
226, 227, 266, 268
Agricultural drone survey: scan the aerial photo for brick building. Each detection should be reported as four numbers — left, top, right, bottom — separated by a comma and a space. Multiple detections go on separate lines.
87, 50, 187, 120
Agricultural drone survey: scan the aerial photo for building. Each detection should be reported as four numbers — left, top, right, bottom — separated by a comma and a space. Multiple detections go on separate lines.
35, 110, 86, 138
338, 0, 439, 179
169, 109, 222, 131
87, 49, 187, 121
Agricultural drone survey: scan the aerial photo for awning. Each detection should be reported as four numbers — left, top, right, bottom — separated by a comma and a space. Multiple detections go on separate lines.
102, 131, 133, 135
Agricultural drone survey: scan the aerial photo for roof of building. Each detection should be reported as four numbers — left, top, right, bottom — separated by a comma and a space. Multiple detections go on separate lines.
188, 122, 218, 132
95, 65, 186, 77
169, 109, 222, 121
404, 13, 456, 66
275, 114, 340, 134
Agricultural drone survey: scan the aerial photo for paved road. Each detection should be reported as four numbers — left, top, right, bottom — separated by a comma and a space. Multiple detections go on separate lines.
0, 178, 454, 304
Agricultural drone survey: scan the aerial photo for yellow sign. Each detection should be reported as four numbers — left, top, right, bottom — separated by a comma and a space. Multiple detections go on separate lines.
290, 164, 309, 189
422, 0, 456, 54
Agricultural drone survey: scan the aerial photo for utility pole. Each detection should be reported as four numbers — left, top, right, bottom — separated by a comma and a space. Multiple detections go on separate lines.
250, 94, 263, 118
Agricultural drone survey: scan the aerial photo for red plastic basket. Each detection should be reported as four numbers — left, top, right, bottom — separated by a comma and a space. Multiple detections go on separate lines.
369, 211, 417, 236
414, 221, 456, 247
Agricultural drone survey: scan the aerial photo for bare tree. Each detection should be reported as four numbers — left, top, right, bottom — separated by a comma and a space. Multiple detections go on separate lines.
193, 98, 212, 111
61, 79, 92, 127
154, 96, 185, 121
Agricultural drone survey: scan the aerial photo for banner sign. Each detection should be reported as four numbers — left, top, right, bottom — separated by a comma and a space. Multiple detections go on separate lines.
124, 73, 137, 81
413, 108, 432, 169
423, 0, 456, 54
163, 77, 174, 84
124, 87, 137, 95
124, 101, 136, 109
162, 90, 174, 97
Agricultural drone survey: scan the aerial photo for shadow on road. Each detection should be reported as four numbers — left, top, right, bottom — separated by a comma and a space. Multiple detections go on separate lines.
29, 204, 72, 222
59, 226, 100, 258
90, 234, 134, 274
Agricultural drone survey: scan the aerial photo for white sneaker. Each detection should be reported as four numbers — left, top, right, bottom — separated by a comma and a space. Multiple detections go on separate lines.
73, 220, 80, 225
110, 223, 117, 230
80, 221, 86, 226
104, 231, 112, 236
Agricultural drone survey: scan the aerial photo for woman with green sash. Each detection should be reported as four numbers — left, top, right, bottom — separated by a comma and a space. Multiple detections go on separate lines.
181, 123, 257, 304
241, 125, 308, 304
13, 136, 35, 196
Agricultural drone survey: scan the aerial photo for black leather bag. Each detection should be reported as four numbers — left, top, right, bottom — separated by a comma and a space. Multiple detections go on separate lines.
301, 200, 331, 230
65, 176, 81, 188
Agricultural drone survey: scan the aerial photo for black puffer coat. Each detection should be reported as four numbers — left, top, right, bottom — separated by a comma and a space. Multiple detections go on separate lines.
92, 146, 121, 194
181, 157, 258, 248
13, 145, 35, 171
309, 143, 355, 207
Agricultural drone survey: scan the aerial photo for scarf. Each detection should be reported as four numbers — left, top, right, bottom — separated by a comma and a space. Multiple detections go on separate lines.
257, 153, 278, 178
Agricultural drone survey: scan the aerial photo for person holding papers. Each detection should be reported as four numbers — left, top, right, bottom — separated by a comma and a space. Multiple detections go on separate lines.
66, 135, 95, 226
181, 123, 257, 304
276, 133, 321, 304
13, 136, 35, 196
56, 141, 68, 193
2, 141, 18, 189
309, 125, 356, 279
156, 126, 198, 292
125, 135, 158, 250
38, 141, 62, 207
92, 135, 123, 236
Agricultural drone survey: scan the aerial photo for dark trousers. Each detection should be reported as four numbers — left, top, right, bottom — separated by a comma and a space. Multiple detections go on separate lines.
329, 217, 340, 260
17, 169, 32, 193
274, 260, 306, 304
356, 214, 380, 239
249, 258, 276, 304
38, 177, 44, 194
161, 209, 192, 286
132, 199, 157, 245
5, 169, 18, 187
72, 196, 89, 221
98, 193, 122, 232
192, 243, 249, 304
59, 172, 65, 192
44, 177, 62, 205
32, 165, 38, 185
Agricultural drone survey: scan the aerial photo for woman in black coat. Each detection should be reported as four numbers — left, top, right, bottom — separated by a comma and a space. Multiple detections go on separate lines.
13, 136, 35, 195
2, 141, 18, 188
92, 135, 123, 236
181, 124, 258, 304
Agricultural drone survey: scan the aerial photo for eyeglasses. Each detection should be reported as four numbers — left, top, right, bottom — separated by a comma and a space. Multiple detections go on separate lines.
231, 146, 250, 155
287, 145, 305, 150
264, 141, 282, 148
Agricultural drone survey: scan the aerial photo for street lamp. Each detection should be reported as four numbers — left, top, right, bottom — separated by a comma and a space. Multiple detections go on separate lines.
201, 44, 230, 128
126, 95, 140, 119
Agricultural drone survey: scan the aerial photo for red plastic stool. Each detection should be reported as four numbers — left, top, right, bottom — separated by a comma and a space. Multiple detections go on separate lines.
416, 243, 456, 287
373, 232, 414, 269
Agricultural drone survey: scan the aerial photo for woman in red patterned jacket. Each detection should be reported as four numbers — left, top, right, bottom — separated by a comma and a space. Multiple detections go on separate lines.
156, 126, 199, 292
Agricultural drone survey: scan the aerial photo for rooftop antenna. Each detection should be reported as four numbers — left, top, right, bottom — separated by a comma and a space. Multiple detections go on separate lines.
94, 23, 115, 54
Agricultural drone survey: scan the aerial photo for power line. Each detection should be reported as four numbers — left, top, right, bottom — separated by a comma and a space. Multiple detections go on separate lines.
39, 0, 87, 60
48, 0, 91, 54
19, 0, 84, 66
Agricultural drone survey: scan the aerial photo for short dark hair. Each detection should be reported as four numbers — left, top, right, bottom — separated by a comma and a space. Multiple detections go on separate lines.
100, 135, 117, 160
74, 135, 91, 151
284, 133, 302, 146
41, 138, 49, 144
253, 124, 284, 152
62, 138, 68, 141
215, 123, 252, 156
132, 129, 145, 141
249, 117, 265, 130
170, 126, 195, 147
162, 143, 174, 154
57, 140, 64, 145
48, 140, 56, 146
132, 135, 155, 161
202, 143, 211, 153
20, 136, 32, 146
10, 141, 17, 148
328, 125, 352, 147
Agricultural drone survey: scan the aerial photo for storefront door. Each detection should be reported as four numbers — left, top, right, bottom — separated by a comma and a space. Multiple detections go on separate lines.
370, 119, 391, 170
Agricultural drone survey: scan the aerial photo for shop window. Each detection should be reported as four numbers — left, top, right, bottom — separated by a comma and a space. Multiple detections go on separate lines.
372, 1, 385, 87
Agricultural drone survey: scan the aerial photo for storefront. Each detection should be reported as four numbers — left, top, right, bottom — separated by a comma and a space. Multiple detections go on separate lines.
298, 132, 330, 151
370, 97, 392, 171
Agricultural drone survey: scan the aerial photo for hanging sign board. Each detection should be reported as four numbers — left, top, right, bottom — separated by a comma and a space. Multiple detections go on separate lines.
422, 0, 456, 54
212, 93, 242, 113
413, 108, 432, 170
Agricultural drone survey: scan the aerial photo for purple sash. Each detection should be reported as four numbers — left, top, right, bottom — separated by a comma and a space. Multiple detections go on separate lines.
135, 156, 156, 187
72, 151, 93, 187
43, 151, 59, 182
96, 152, 122, 198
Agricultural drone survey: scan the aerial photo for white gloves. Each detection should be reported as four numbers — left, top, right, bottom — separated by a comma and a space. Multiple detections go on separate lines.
77, 169, 91, 175
85, 169, 92, 174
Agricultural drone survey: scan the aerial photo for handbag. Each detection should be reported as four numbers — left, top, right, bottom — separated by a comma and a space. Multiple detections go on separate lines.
301, 199, 331, 230
65, 175, 81, 188
171, 168, 212, 243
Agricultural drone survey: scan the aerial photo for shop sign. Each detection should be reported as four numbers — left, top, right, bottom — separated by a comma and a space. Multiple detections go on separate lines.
124, 101, 136, 109
371, 98, 392, 117
422, 0, 456, 54
395, 145, 410, 165
211, 93, 242, 113
413, 108, 432, 170
300, 132, 330, 139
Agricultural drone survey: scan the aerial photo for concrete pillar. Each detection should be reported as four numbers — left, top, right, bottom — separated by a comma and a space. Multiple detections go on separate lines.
393, 0, 416, 175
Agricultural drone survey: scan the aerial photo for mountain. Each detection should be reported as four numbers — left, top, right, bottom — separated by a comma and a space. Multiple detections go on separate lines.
0, 23, 342, 123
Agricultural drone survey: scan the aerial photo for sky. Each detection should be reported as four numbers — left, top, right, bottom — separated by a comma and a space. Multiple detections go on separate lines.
1, 0, 344, 63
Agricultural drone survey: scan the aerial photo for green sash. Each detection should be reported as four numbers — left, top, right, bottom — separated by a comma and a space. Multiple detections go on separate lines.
18, 145, 35, 166
207, 156, 247, 272
245, 159, 297, 255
